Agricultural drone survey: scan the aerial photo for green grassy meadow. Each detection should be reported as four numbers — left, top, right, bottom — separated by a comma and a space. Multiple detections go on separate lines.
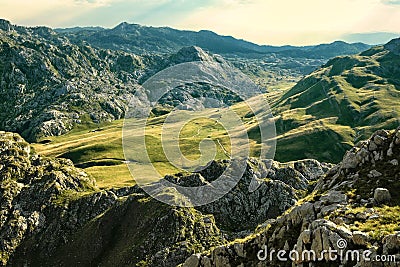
33, 100, 266, 189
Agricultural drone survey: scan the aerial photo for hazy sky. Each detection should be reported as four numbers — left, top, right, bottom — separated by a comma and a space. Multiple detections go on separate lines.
0, 0, 399, 45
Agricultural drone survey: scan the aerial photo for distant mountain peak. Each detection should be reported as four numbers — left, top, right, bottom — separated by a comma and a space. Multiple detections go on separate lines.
0, 18, 12, 32
172, 46, 214, 63
113, 21, 137, 31
384, 37, 400, 55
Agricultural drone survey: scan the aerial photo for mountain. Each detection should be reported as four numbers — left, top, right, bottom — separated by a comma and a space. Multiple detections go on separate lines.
0, 19, 232, 142
0, 19, 143, 142
272, 38, 400, 163
184, 127, 400, 266
277, 40, 371, 59
57, 21, 371, 58
56, 22, 290, 55
57, 22, 373, 90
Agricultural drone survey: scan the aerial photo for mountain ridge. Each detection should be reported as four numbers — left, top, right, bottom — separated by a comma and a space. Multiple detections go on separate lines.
272, 38, 400, 163
54, 20, 372, 57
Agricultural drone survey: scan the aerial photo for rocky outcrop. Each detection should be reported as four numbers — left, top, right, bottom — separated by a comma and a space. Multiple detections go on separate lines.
0, 19, 12, 32
184, 127, 400, 266
164, 158, 331, 232
0, 131, 105, 265
374, 188, 392, 204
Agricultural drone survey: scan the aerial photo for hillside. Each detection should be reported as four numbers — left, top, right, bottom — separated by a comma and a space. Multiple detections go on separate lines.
273, 38, 400, 163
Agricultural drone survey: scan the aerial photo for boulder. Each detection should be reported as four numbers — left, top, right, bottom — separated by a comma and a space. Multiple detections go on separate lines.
183, 253, 201, 267
352, 231, 369, 246
373, 188, 391, 204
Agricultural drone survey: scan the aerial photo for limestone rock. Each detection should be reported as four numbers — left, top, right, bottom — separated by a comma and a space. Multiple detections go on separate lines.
183, 253, 201, 267
373, 188, 391, 204
352, 231, 369, 246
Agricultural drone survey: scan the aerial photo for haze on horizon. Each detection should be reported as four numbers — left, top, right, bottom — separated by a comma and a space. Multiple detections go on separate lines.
0, 0, 399, 46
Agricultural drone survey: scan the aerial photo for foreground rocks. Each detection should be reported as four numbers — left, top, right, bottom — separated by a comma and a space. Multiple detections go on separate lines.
3, 127, 399, 266
184, 127, 400, 266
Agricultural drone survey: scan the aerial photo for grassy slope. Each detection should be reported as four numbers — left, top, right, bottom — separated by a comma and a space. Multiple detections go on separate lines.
32, 120, 134, 189
272, 45, 400, 163
32, 100, 265, 189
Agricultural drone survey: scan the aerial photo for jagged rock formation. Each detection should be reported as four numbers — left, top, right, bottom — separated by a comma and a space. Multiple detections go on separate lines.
164, 159, 331, 231
185, 128, 400, 266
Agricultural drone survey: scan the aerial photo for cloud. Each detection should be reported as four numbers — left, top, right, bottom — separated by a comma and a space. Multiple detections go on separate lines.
382, 0, 400, 5
179, 0, 387, 45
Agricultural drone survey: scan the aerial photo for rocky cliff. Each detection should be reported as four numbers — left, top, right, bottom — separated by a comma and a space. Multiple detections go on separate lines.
183, 128, 400, 266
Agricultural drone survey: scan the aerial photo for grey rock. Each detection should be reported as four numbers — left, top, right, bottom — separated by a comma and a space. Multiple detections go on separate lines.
373, 188, 391, 204
369, 141, 378, 151
320, 204, 342, 217
369, 170, 383, 178
373, 135, 386, 146
342, 151, 360, 169
383, 234, 400, 254
183, 253, 201, 267
352, 231, 369, 246
320, 191, 347, 204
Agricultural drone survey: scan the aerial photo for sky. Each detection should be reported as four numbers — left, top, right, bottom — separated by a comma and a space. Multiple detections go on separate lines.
0, 0, 399, 45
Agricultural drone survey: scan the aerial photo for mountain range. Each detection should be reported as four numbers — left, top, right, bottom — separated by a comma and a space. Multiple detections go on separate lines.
0, 18, 400, 267
57, 21, 371, 58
